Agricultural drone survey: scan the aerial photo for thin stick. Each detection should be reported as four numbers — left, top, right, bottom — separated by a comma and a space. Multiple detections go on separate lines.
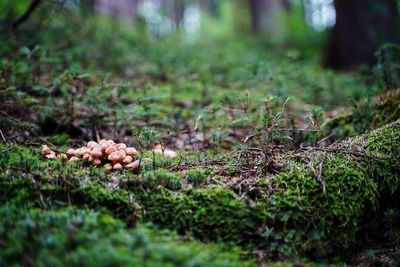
95, 126, 101, 143
317, 151, 327, 193
0, 130, 7, 142
194, 115, 202, 131
317, 131, 335, 144
12, 0, 42, 29
9, 127, 33, 140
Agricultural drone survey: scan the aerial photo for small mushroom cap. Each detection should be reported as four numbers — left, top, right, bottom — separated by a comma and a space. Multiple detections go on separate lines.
125, 158, 151, 171
87, 141, 98, 148
113, 163, 123, 170
93, 158, 101, 165
90, 148, 102, 157
153, 148, 177, 158
74, 148, 84, 156
164, 149, 177, 158
108, 152, 120, 161
153, 144, 163, 150
122, 155, 133, 164
42, 145, 51, 155
116, 143, 127, 150
83, 153, 91, 160
105, 163, 113, 170
152, 148, 162, 154
117, 150, 126, 159
100, 143, 111, 151
125, 160, 141, 170
126, 147, 137, 156
69, 156, 79, 162
81, 147, 91, 154
99, 139, 109, 146
105, 146, 117, 155
45, 154, 56, 159
67, 148, 75, 156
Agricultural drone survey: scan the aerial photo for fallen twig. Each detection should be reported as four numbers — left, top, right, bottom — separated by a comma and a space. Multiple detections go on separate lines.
317, 151, 327, 193
0, 129, 7, 142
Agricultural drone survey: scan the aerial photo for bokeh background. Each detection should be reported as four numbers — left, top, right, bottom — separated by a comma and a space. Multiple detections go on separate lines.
1, 0, 399, 146
2, 0, 399, 69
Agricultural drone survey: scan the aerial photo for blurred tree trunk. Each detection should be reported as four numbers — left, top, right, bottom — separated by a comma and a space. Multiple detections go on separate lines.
97, 0, 138, 21
248, 0, 288, 34
173, 0, 185, 29
249, 0, 267, 33
167, 0, 185, 29
80, 0, 96, 15
232, 0, 252, 34
201, 0, 218, 17
161, 0, 184, 29
281, 0, 291, 10
325, 0, 400, 69
131, 0, 139, 23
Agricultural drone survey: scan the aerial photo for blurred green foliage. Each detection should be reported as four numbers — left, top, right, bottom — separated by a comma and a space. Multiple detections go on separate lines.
0, 10, 387, 149
0, 0, 30, 24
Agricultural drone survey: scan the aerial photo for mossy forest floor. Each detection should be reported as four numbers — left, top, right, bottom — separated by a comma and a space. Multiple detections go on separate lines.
1, 15, 400, 266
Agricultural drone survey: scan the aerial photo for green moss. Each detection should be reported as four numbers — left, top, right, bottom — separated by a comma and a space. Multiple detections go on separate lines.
0, 204, 255, 267
187, 168, 211, 186
0, 144, 137, 220
144, 169, 184, 190
323, 89, 400, 141
141, 186, 265, 245
268, 120, 399, 257
266, 154, 377, 257
358, 120, 400, 193
322, 113, 355, 140
1, 121, 399, 261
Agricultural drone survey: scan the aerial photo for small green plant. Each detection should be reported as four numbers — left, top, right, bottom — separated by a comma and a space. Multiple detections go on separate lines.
376, 43, 400, 90
145, 168, 183, 190
187, 168, 210, 186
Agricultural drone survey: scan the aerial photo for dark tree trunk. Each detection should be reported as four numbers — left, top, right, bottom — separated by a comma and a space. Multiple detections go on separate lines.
131, 0, 139, 23
248, 0, 288, 33
173, 0, 185, 29
281, 0, 291, 10
325, 0, 400, 69
201, 0, 218, 17
249, 0, 262, 33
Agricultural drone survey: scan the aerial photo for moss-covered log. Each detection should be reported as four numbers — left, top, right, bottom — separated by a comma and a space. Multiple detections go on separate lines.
323, 88, 400, 141
138, 120, 400, 259
1, 120, 399, 261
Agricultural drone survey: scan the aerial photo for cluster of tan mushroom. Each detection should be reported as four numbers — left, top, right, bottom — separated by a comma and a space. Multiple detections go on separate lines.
41, 145, 67, 159
42, 140, 142, 170
42, 140, 178, 171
